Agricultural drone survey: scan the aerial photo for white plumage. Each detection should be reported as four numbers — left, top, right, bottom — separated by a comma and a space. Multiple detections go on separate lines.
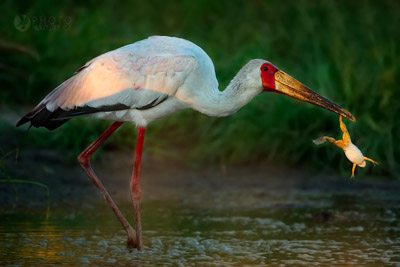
38, 36, 223, 126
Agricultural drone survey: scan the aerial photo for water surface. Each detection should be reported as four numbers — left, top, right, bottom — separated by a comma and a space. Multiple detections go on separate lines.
2, 174, 400, 266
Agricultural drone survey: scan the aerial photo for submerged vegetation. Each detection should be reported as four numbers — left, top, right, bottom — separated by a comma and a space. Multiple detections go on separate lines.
1, 0, 399, 178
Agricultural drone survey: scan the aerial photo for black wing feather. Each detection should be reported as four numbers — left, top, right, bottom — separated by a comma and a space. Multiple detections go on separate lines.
17, 96, 169, 130
17, 103, 130, 130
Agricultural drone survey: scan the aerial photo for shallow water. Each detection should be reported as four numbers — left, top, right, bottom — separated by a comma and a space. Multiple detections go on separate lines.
2, 180, 400, 266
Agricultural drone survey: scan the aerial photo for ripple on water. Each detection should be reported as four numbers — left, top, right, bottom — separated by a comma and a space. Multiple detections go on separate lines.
1, 183, 400, 266
1, 229, 400, 265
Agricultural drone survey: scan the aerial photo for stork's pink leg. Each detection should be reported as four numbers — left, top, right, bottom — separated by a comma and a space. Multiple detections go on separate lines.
77, 121, 137, 249
130, 127, 146, 250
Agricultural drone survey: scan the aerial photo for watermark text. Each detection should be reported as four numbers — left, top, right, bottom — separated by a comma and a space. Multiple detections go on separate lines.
14, 15, 72, 32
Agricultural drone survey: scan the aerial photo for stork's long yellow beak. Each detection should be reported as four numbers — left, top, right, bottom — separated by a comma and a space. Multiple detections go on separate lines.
274, 70, 356, 122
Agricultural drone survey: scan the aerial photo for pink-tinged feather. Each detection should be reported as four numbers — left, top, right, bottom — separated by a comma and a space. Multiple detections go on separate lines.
41, 49, 196, 111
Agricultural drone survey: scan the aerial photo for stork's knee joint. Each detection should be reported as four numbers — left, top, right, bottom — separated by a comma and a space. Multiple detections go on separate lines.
78, 153, 90, 168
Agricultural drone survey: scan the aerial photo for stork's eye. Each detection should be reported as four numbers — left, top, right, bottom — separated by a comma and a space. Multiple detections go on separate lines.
263, 66, 269, 71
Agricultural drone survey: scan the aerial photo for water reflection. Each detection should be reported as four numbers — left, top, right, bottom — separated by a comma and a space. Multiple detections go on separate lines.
1, 183, 400, 265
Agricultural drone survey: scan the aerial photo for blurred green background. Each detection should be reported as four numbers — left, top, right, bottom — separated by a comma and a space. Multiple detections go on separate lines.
1, 0, 399, 178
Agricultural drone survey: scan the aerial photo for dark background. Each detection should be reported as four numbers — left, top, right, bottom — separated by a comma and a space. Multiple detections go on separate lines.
1, 0, 399, 178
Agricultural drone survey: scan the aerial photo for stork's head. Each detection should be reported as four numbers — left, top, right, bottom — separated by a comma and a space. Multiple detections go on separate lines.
254, 60, 355, 122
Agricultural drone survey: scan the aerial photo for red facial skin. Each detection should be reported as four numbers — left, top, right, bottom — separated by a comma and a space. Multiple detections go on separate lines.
260, 62, 279, 91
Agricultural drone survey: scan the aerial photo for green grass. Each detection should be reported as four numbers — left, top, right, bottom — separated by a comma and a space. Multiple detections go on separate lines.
0, 149, 50, 217
1, 0, 399, 178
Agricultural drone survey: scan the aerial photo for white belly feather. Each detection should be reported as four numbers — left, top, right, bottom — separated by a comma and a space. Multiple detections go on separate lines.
91, 97, 188, 127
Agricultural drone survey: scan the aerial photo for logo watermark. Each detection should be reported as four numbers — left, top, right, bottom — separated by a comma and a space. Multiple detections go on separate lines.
14, 15, 72, 32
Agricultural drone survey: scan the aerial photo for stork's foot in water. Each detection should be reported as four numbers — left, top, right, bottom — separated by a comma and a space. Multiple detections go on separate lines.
125, 223, 138, 250
127, 231, 138, 251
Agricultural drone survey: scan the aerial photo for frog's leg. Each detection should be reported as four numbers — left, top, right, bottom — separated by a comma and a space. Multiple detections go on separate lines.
364, 157, 379, 166
313, 136, 347, 149
339, 116, 351, 147
333, 140, 346, 149
313, 136, 335, 145
351, 163, 357, 178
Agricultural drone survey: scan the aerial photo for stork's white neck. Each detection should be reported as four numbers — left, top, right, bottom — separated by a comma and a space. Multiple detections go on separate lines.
192, 82, 250, 117
177, 60, 265, 117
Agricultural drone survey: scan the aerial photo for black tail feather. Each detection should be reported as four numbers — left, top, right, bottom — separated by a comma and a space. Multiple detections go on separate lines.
16, 104, 69, 130
16, 103, 130, 130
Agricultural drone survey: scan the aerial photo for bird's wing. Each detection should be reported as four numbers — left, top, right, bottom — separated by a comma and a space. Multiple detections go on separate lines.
17, 47, 196, 128
44, 50, 196, 112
